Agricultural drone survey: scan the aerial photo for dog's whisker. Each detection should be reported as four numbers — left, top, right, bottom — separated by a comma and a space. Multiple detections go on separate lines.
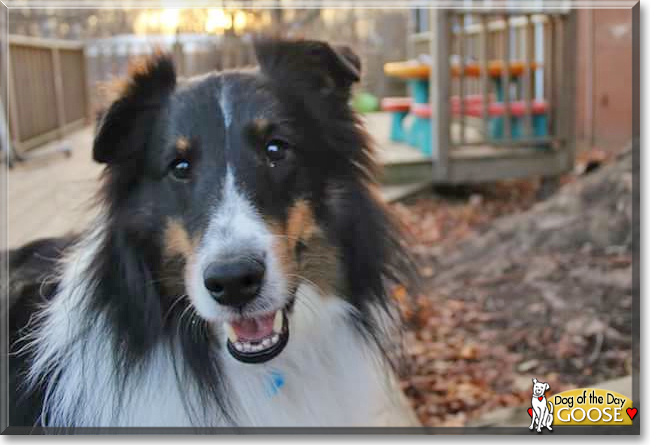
164, 294, 189, 321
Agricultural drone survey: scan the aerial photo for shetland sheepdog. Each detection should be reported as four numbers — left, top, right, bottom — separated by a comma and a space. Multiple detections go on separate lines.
8, 39, 418, 429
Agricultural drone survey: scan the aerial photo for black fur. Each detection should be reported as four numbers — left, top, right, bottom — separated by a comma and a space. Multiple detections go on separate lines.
5, 237, 76, 427
8, 39, 414, 427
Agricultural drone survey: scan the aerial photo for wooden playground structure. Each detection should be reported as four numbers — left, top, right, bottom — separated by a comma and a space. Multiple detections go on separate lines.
383, 8, 577, 184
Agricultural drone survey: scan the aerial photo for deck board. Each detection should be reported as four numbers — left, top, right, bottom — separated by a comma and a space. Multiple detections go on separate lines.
6, 128, 103, 248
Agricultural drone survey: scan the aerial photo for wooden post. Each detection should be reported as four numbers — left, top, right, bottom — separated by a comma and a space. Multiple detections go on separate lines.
545, 16, 555, 137
81, 45, 92, 123
480, 14, 489, 142
523, 14, 534, 138
431, 8, 450, 181
560, 11, 577, 170
406, 9, 416, 59
458, 13, 466, 146
501, 15, 511, 140
110, 42, 118, 77
553, 15, 564, 146
173, 32, 184, 78
50, 47, 67, 138
7, 49, 22, 154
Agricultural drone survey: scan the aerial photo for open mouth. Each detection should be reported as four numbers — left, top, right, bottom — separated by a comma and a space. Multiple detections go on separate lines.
224, 309, 289, 364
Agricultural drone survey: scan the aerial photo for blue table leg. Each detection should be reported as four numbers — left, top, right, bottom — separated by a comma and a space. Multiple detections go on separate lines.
412, 117, 432, 155
408, 79, 430, 104
406, 78, 432, 154
389, 111, 408, 142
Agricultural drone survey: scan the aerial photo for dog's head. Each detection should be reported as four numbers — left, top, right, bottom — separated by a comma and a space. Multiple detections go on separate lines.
91, 40, 410, 364
532, 378, 550, 397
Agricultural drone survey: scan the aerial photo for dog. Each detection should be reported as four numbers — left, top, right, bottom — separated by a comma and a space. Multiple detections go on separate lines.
529, 378, 554, 432
7, 39, 419, 429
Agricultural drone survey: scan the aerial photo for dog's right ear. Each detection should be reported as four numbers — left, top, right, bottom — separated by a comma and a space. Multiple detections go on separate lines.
93, 55, 176, 165
254, 39, 361, 98
532, 378, 538, 384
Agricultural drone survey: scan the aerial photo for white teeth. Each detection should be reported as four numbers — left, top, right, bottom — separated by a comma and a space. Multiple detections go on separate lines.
224, 323, 238, 343
273, 310, 283, 333
233, 336, 280, 355
228, 311, 287, 356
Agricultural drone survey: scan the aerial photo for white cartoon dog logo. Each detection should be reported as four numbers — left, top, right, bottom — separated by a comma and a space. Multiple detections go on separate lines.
529, 378, 554, 432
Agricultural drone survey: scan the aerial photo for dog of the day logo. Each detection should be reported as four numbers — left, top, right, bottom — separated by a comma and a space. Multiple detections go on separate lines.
528, 378, 554, 432
528, 377, 637, 432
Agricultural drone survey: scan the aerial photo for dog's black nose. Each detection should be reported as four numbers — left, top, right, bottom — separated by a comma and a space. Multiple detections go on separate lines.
203, 258, 265, 307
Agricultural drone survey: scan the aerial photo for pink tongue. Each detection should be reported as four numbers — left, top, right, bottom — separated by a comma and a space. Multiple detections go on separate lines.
231, 313, 275, 341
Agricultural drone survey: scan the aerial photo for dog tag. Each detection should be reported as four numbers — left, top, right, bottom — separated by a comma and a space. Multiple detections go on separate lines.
265, 370, 285, 397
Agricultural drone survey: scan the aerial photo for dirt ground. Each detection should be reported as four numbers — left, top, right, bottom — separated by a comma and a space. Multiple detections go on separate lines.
391, 147, 634, 427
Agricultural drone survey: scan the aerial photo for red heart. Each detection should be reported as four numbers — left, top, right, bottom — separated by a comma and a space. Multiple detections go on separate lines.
527, 408, 533, 417
626, 407, 638, 420
538, 396, 543, 401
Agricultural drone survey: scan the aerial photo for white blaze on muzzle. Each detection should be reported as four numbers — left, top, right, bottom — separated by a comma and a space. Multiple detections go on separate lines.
186, 169, 291, 363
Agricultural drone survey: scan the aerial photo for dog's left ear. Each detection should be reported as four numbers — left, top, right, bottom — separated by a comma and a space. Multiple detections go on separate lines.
545, 383, 550, 391
254, 39, 361, 97
93, 54, 176, 165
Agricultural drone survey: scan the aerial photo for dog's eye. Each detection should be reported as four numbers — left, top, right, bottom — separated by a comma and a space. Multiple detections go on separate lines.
169, 158, 192, 181
265, 140, 289, 167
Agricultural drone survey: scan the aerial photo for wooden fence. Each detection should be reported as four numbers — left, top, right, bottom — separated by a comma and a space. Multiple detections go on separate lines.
7, 35, 89, 154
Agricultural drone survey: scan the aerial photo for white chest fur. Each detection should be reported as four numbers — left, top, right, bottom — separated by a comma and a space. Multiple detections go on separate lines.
220, 285, 410, 427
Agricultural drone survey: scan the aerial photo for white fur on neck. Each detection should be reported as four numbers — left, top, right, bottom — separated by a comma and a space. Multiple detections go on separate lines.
25, 223, 416, 427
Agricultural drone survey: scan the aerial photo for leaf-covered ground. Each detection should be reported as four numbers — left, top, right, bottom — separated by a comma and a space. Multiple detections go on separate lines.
390, 148, 633, 427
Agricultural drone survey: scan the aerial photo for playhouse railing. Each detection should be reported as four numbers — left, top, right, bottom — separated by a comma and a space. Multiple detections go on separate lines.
429, 9, 577, 182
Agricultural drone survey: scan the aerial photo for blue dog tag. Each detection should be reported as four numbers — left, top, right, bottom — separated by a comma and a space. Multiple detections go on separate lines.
265, 370, 285, 397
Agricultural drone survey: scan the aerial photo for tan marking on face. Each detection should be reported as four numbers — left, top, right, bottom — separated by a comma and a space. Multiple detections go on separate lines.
286, 200, 317, 252
175, 136, 190, 153
267, 200, 341, 297
251, 118, 271, 137
163, 218, 194, 260
162, 219, 202, 296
